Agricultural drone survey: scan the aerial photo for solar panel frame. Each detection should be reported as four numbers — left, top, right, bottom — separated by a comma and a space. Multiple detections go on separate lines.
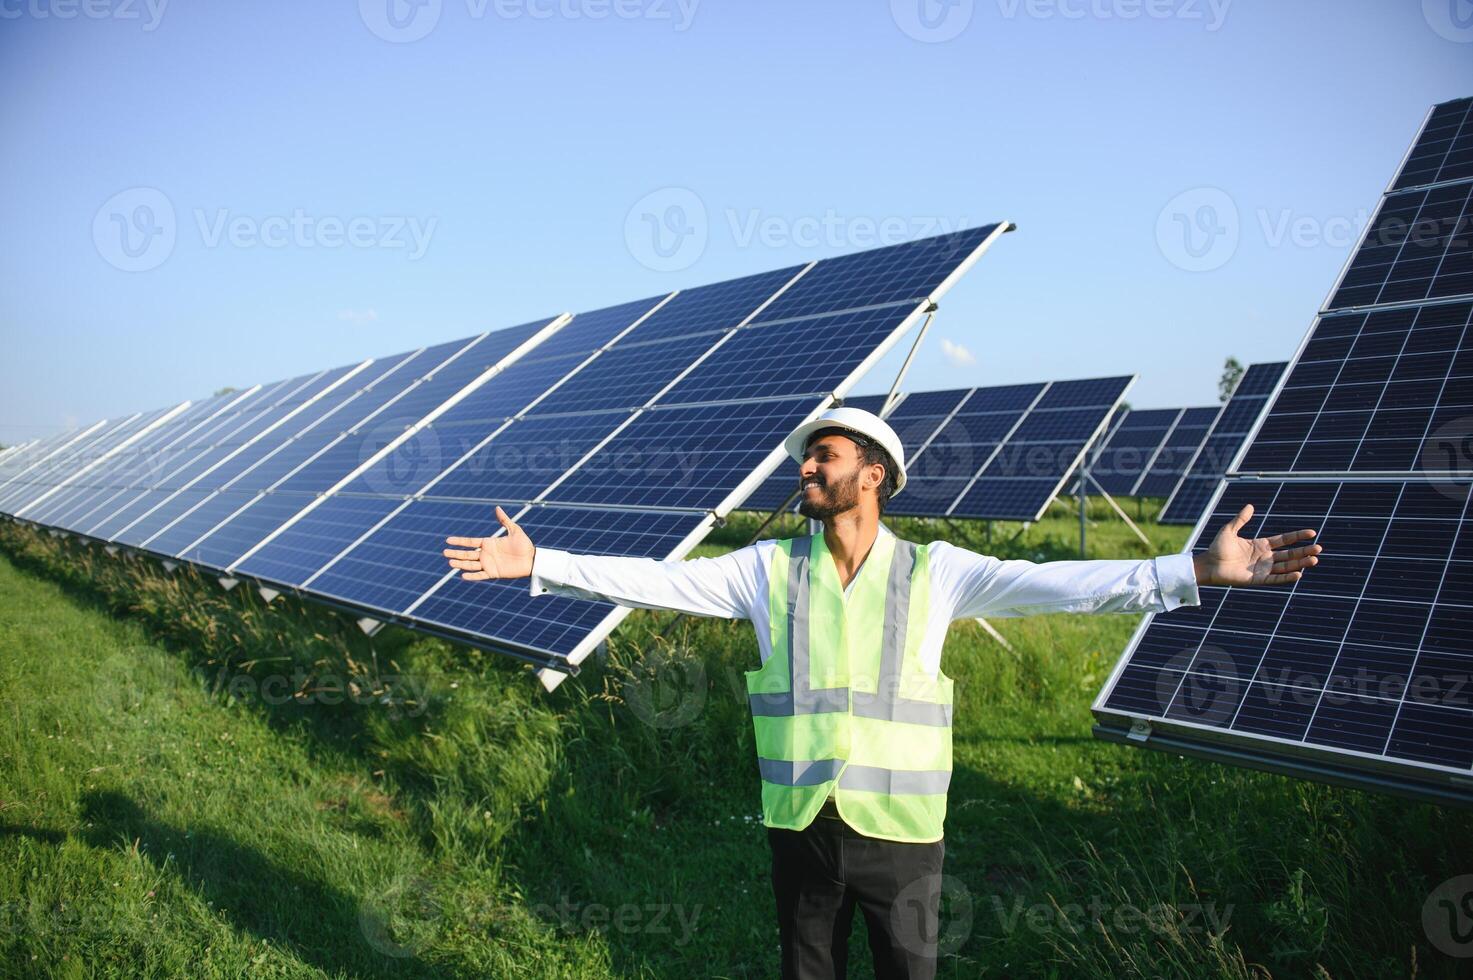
11, 402, 192, 521
1095, 97, 1473, 807
1158, 362, 1290, 525
1093, 476, 1473, 803
7, 225, 1016, 685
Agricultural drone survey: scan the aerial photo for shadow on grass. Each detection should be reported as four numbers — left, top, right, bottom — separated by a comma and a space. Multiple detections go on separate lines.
2, 792, 457, 978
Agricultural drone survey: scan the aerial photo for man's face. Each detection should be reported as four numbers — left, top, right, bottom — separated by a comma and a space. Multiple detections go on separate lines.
797, 433, 867, 521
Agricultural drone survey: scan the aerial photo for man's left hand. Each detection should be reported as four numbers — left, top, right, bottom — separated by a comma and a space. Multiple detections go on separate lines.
1193, 503, 1322, 587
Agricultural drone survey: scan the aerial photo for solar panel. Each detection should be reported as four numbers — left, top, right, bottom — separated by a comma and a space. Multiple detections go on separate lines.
1392, 97, 1473, 191
1086, 408, 1183, 496
948, 375, 1134, 521
261, 228, 1010, 674
5, 225, 1013, 683
1158, 362, 1289, 525
1132, 406, 1223, 498
739, 376, 1133, 523
1095, 96, 1473, 806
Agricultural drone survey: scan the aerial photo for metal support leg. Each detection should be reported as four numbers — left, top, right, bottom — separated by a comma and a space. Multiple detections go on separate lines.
1085, 472, 1152, 549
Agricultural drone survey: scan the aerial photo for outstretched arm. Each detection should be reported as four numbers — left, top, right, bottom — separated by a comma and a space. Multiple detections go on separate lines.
938, 503, 1322, 621
442, 506, 760, 620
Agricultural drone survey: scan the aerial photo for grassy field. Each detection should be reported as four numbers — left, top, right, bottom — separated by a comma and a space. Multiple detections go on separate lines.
1, 500, 1470, 978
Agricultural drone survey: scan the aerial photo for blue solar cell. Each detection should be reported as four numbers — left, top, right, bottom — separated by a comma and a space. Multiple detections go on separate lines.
1240, 304, 1472, 476
409, 506, 704, 657
1100, 478, 1473, 779
658, 306, 917, 406
183, 492, 318, 570
521, 332, 722, 416
525, 297, 664, 362
1033, 376, 1133, 410
1391, 97, 1473, 191
232, 494, 407, 587
1328, 182, 1473, 310
949, 478, 1061, 521
1089, 408, 1181, 496
751, 225, 1003, 324
1160, 362, 1289, 524
418, 412, 633, 503
880, 389, 964, 418
618, 267, 802, 345
1133, 407, 1221, 498
956, 384, 1045, 415
545, 398, 816, 510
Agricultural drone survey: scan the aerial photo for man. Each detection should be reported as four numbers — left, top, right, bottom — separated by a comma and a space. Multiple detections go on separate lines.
442, 407, 1321, 980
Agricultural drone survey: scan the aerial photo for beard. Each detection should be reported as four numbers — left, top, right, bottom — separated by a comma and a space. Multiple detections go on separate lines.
797, 465, 862, 521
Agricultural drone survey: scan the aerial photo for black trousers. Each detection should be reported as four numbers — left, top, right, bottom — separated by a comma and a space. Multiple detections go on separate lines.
767, 801, 945, 980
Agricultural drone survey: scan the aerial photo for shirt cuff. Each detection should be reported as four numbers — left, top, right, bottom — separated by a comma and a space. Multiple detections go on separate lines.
529, 547, 573, 596
1154, 553, 1200, 611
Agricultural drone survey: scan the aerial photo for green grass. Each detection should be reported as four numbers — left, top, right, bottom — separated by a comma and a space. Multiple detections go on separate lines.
0, 502, 1469, 978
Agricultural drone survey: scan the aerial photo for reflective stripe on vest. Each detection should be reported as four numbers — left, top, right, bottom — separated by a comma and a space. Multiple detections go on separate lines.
745, 532, 954, 843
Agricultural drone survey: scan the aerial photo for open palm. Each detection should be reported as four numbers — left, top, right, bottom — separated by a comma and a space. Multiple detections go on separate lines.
442, 506, 536, 581
1194, 503, 1322, 587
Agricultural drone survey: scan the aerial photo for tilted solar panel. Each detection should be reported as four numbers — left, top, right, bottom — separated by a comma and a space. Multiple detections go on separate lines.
1132, 406, 1223, 498
1096, 96, 1473, 806
1159, 362, 1289, 525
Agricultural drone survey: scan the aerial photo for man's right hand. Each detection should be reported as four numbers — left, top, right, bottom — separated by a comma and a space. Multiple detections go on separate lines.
443, 506, 535, 581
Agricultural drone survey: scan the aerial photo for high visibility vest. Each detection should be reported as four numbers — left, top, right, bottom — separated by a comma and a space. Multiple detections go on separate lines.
744, 531, 953, 844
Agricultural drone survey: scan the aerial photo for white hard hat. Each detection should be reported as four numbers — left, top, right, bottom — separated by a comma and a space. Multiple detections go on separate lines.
783, 406, 908, 496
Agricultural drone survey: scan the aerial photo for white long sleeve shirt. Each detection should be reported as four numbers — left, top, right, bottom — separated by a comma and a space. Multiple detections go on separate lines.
530, 524, 1200, 676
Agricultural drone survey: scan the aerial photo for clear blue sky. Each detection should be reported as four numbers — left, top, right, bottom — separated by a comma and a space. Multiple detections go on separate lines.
1, 0, 1469, 442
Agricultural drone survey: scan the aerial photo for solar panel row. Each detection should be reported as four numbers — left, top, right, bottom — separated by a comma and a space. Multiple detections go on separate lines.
741, 376, 1134, 522
1096, 96, 1473, 805
1158, 362, 1289, 525
0, 225, 1012, 684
